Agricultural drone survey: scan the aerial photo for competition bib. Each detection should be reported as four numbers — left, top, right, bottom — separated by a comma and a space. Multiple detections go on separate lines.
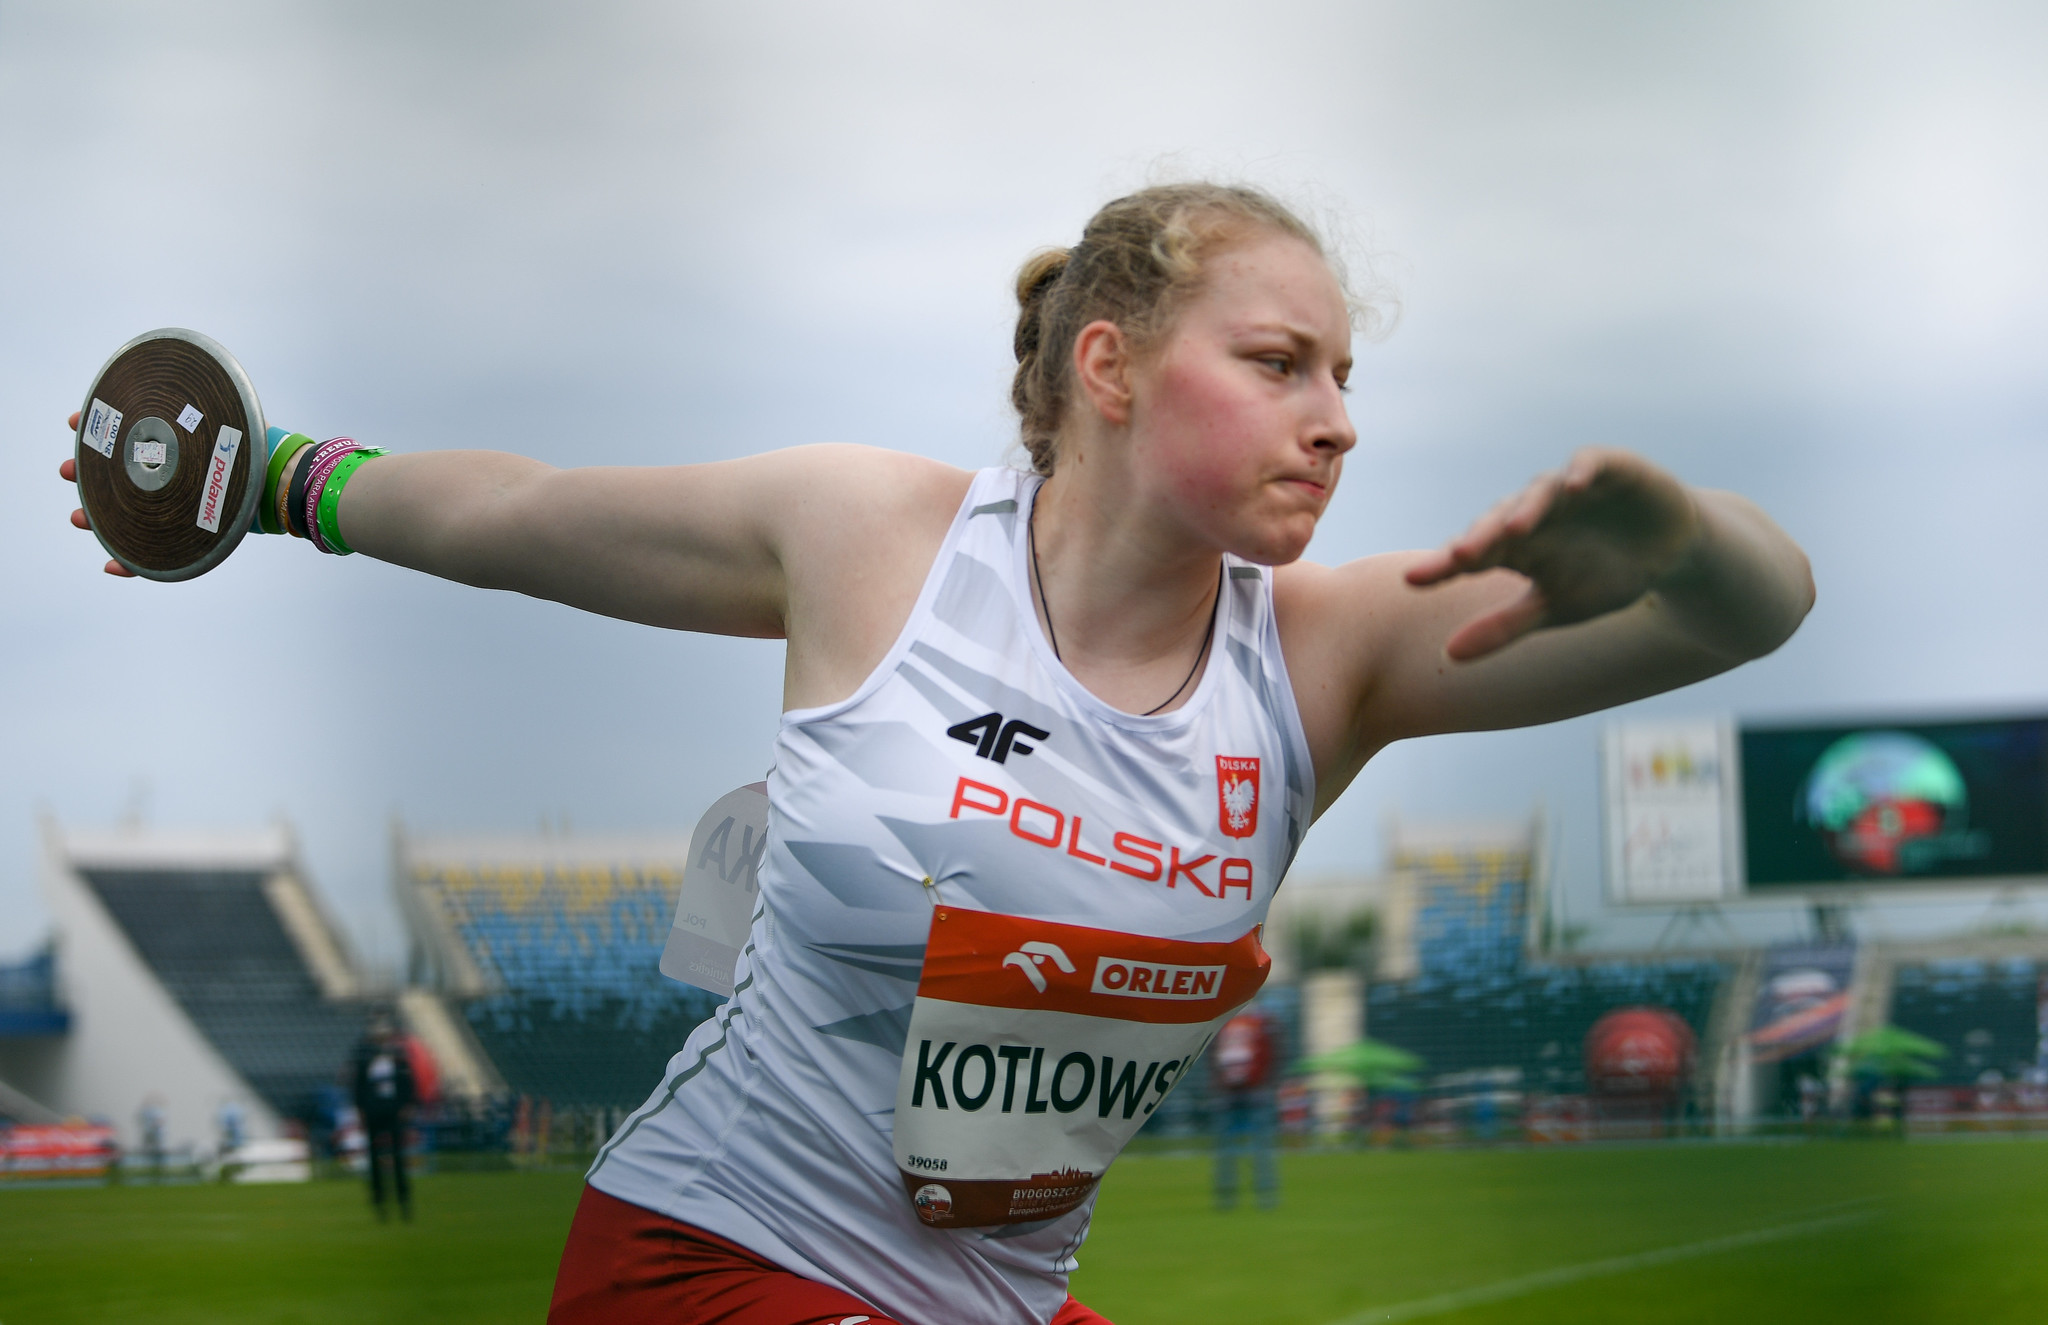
658, 782, 768, 997
892, 906, 1268, 1228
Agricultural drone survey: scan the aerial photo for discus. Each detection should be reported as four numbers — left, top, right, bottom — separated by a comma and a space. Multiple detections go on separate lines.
74, 328, 266, 581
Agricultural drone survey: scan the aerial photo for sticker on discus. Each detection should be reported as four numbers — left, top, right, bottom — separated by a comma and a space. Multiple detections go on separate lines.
659, 781, 769, 997
892, 907, 1268, 1228
133, 439, 167, 467
194, 425, 243, 532
82, 398, 123, 458
176, 403, 203, 432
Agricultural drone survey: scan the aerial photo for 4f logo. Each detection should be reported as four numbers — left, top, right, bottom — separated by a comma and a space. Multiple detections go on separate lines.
947, 711, 1049, 764
1217, 756, 1259, 839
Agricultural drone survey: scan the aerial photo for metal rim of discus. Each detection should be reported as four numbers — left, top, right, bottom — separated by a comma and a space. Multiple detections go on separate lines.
74, 328, 266, 582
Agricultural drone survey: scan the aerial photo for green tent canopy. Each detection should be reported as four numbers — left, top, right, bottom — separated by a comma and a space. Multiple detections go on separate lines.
1299, 1038, 1425, 1089
1834, 1025, 1948, 1081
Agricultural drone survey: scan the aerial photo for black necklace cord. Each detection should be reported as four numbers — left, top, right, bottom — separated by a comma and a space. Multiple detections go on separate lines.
1028, 498, 1222, 716
1140, 563, 1222, 716
1029, 501, 1062, 661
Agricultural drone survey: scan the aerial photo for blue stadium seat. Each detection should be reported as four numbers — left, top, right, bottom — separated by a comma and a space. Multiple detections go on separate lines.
1891, 959, 2041, 1085
1363, 846, 1725, 1092
413, 863, 721, 1108
0, 948, 69, 1037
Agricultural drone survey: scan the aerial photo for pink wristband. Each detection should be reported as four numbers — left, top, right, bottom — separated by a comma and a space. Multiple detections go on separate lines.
299, 438, 364, 554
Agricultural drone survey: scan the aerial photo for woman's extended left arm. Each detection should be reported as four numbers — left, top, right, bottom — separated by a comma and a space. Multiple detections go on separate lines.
1278, 448, 1814, 815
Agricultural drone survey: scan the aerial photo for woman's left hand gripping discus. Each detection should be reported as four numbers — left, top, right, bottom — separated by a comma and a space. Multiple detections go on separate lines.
72, 328, 267, 581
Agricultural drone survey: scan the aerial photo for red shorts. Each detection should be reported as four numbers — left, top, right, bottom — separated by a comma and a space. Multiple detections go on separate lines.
550, 1185, 1113, 1325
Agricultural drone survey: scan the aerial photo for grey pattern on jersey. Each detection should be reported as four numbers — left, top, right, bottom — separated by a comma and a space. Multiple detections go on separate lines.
589, 467, 1315, 1325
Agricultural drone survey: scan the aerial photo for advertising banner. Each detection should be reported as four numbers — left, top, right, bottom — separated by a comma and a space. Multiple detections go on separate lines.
1, 1123, 117, 1178
1741, 717, 2048, 887
1602, 721, 1739, 904
1748, 945, 1856, 1064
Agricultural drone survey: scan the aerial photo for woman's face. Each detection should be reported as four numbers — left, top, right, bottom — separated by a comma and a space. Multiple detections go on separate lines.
1125, 231, 1356, 565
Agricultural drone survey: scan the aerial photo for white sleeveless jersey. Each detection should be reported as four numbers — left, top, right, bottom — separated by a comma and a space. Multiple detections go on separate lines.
588, 466, 1314, 1325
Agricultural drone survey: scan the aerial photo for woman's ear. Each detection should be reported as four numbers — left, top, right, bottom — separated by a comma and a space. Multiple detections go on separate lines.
1072, 319, 1133, 427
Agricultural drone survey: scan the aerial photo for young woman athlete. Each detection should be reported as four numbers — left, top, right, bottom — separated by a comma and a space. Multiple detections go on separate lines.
62, 183, 1813, 1324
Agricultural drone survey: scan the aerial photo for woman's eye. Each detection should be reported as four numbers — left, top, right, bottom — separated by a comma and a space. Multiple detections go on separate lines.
1259, 356, 1291, 375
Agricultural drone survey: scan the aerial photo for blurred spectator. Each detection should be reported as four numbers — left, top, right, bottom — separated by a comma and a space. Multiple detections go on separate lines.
216, 1097, 246, 1157
351, 1013, 418, 1221
1276, 1078, 1312, 1137
1798, 1073, 1825, 1125
1473, 1088, 1499, 1141
1210, 1009, 1280, 1210
136, 1093, 166, 1178
403, 1033, 440, 1108
333, 1102, 368, 1168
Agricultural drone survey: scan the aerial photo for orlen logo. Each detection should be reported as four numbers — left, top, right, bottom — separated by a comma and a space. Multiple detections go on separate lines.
1090, 955, 1226, 1001
1002, 941, 1075, 993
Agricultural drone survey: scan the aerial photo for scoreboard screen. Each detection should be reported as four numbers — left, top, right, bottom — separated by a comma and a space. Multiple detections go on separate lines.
1740, 717, 2048, 887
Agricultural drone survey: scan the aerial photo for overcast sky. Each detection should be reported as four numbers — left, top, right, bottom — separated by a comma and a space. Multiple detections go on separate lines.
4, 1, 2045, 968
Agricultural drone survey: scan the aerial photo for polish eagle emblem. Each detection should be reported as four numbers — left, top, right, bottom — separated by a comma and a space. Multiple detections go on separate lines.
1216, 756, 1260, 839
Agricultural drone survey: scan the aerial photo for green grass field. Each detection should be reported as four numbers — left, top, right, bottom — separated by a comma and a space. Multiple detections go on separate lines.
3, 1140, 2045, 1323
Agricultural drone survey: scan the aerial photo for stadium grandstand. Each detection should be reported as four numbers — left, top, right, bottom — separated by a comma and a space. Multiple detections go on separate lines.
1891, 956, 2044, 1085
10, 803, 2048, 1161
0, 946, 69, 1125
1265, 819, 2048, 1136
0, 820, 399, 1154
395, 824, 723, 1115
1831, 937, 2048, 1103
1278, 818, 1737, 1131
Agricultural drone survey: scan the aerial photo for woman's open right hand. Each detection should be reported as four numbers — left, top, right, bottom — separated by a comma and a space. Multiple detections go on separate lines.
59, 411, 136, 577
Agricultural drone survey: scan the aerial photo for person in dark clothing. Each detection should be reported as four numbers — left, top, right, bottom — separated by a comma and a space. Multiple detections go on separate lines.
351, 1015, 418, 1221
1209, 1008, 1282, 1210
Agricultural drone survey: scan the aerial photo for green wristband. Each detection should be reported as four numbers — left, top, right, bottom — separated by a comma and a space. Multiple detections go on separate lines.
315, 448, 388, 556
261, 431, 316, 535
